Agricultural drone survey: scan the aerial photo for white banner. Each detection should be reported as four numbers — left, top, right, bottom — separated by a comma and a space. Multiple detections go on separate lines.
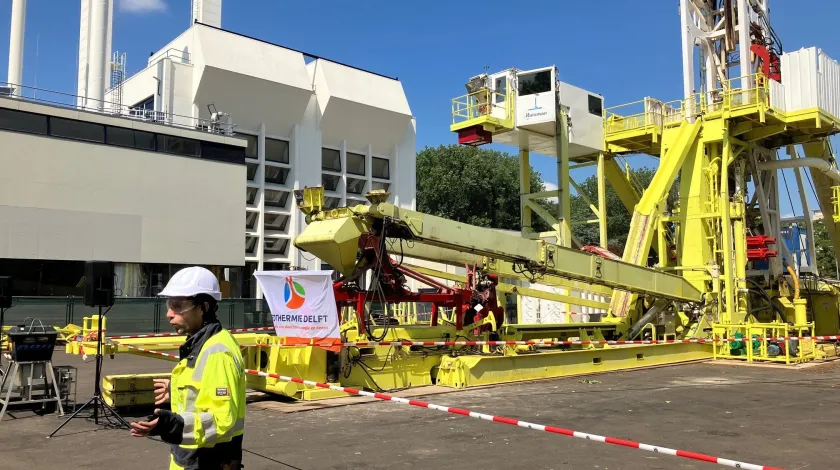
253, 270, 340, 344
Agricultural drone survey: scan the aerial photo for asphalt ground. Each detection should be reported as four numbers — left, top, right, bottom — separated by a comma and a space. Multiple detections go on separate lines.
0, 352, 838, 469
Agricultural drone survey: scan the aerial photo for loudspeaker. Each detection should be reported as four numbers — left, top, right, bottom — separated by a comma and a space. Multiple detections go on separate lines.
84, 261, 115, 307
0, 276, 11, 309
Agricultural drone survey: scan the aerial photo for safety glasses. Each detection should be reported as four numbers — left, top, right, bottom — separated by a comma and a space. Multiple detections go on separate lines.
166, 298, 196, 314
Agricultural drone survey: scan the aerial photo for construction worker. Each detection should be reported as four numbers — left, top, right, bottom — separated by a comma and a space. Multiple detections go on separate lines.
129, 266, 246, 470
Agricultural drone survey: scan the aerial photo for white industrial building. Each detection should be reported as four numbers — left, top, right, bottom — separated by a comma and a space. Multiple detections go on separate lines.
1, 0, 417, 299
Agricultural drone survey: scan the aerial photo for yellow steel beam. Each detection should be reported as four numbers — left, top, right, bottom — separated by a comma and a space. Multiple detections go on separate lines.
742, 123, 787, 142
602, 156, 642, 213
720, 126, 736, 322
610, 120, 703, 317
597, 153, 609, 248
497, 284, 610, 311
569, 177, 601, 218
398, 245, 613, 297
436, 342, 712, 388
556, 108, 574, 247
520, 147, 533, 234
360, 209, 703, 302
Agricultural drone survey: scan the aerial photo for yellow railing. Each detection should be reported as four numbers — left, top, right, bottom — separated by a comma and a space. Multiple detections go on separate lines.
451, 80, 515, 130
604, 98, 666, 135
832, 186, 840, 223
605, 73, 773, 136
712, 321, 818, 364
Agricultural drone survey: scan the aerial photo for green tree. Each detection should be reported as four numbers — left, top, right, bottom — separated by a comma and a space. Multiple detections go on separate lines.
813, 218, 838, 276
416, 145, 551, 231
416, 145, 671, 255
569, 167, 669, 254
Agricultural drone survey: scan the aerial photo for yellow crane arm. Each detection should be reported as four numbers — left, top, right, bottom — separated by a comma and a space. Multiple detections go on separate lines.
294, 189, 703, 303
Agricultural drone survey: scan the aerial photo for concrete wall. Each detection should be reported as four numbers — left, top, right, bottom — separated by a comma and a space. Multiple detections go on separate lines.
0, 130, 245, 266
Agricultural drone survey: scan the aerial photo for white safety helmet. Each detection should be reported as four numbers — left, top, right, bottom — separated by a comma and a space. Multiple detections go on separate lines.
158, 266, 222, 301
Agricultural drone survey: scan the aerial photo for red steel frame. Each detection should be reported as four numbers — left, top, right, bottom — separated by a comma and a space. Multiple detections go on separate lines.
332, 233, 503, 335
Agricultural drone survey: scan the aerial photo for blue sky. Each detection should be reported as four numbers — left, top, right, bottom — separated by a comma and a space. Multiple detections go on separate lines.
1, 0, 839, 217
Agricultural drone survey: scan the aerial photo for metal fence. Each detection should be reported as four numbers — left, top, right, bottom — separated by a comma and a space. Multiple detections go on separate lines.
3, 297, 272, 336
1, 81, 237, 136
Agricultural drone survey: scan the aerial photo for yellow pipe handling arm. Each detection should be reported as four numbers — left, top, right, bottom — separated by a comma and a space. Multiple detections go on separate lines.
294, 188, 703, 304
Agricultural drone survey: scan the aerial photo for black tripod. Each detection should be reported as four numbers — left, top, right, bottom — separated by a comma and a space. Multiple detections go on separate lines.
48, 304, 130, 437
0, 306, 5, 378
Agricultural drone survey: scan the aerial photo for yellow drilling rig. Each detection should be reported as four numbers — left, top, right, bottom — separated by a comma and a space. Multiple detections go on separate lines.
68, 0, 840, 406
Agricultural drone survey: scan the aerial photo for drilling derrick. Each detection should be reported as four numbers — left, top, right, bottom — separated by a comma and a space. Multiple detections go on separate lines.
603, 0, 840, 360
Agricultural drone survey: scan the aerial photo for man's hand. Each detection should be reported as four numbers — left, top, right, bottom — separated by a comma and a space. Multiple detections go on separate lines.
154, 379, 170, 405
130, 408, 185, 444
130, 409, 160, 437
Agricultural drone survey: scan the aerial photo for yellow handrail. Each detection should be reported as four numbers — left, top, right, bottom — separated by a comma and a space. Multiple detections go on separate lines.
605, 72, 772, 136
450, 78, 515, 129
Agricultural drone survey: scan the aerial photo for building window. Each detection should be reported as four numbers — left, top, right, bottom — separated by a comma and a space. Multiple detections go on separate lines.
133, 96, 154, 111
246, 162, 258, 181
157, 135, 200, 157
324, 197, 341, 209
246, 236, 258, 255
346, 177, 366, 195
372, 157, 390, 179
246, 187, 258, 205
322, 148, 341, 172
0, 108, 48, 134
264, 165, 290, 185
0, 108, 248, 167
588, 94, 603, 116
50, 117, 105, 143
264, 213, 289, 231
347, 197, 369, 206
322, 174, 340, 192
264, 189, 289, 209
266, 138, 289, 164
246, 211, 258, 230
518, 70, 552, 96
106, 126, 155, 150
240, 134, 258, 159
371, 181, 390, 192
264, 262, 290, 271
495, 76, 507, 104
264, 238, 289, 255
202, 141, 246, 164
346, 152, 366, 176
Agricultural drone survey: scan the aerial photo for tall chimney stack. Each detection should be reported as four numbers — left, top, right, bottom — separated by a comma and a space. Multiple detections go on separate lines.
192, 0, 222, 28
7, 0, 26, 97
77, 0, 113, 110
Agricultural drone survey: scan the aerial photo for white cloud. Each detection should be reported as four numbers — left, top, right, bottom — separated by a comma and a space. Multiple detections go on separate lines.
542, 182, 559, 203
120, 0, 167, 13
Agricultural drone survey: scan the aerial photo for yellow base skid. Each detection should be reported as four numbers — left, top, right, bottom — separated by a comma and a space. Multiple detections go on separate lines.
712, 322, 825, 364
436, 343, 712, 388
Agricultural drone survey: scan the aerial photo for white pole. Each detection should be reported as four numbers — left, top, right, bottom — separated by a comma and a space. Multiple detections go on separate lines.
87, 0, 110, 111
7, 0, 26, 97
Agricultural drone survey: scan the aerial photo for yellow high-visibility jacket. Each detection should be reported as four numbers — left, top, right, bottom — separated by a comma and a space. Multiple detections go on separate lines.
151, 321, 246, 470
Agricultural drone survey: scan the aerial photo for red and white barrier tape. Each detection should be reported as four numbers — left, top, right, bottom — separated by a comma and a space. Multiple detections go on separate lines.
80, 326, 276, 341
101, 334, 840, 350
122, 345, 180, 359
121, 344, 781, 469
238, 334, 840, 349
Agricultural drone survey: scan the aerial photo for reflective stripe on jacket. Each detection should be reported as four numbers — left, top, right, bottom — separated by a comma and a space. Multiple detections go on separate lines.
165, 321, 246, 470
